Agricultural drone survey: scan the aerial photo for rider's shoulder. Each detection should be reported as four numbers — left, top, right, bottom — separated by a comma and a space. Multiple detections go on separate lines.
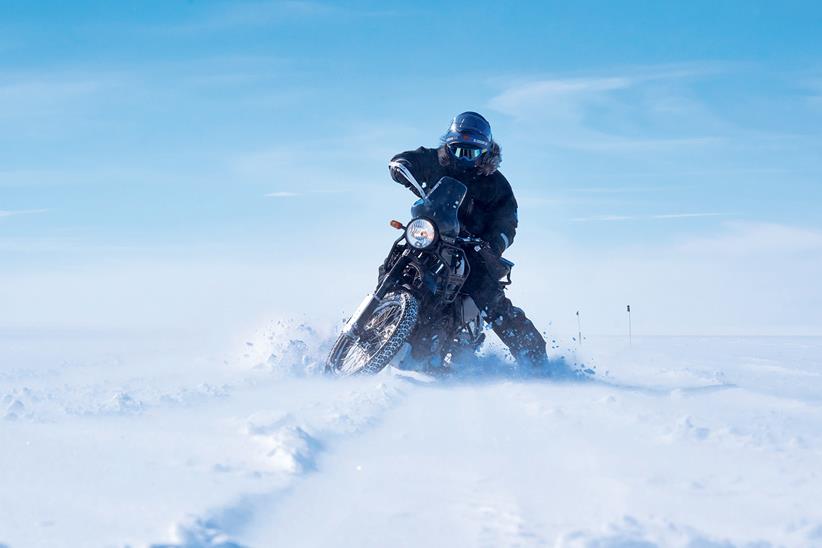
490, 169, 512, 190
393, 146, 438, 161
407, 146, 438, 154
489, 171, 515, 202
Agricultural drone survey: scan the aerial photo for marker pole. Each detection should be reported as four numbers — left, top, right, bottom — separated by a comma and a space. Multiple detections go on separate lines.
627, 304, 632, 345
576, 310, 582, 345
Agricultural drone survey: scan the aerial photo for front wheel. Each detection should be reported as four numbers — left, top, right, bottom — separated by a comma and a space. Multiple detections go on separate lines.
326, 291, 419, 376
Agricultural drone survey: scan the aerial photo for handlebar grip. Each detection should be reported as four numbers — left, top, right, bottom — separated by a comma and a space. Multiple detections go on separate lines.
388, 160, 426, 198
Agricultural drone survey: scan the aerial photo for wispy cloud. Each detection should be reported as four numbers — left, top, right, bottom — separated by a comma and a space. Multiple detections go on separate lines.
571, 214, 635, 222
566, 186, 680, 194
0, 208, 49, 218
652, 213, 725, 219
490, 76, 633, 112
263, 189, 353, 198
0, 73, 118, 116
677, 221, 822, 255
571, 212, 725, 222
489, 63, 722, 115
0, 71, 130, 142
487, 63, 729, 152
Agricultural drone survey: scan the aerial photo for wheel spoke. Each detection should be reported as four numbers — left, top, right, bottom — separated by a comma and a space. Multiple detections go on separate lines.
336, 297, 405, 374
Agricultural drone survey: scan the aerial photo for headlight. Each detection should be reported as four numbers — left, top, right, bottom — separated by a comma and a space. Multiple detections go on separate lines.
405, 218, 436, 249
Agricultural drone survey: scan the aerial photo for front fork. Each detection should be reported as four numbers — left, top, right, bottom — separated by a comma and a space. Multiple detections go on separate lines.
342, 253, 413, 339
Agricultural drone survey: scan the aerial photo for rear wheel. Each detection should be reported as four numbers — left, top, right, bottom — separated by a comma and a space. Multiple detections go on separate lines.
326, 291, 419, 376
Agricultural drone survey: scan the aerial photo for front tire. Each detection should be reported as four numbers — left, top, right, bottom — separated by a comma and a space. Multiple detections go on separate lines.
326, 291, 419, 376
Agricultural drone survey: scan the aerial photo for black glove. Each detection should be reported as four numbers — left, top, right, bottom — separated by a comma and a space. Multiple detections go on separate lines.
488, 233, 508, 256
389, 159, 421, 197
475, 241, 511, 282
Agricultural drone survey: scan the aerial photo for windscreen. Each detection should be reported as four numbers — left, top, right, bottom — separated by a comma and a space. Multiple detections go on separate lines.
410, 176, 467, 238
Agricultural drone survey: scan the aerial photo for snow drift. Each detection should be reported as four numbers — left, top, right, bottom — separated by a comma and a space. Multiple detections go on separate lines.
1, 321, 821, 547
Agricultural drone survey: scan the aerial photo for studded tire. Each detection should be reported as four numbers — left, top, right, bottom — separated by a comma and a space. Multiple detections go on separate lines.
326, 291, 419, 376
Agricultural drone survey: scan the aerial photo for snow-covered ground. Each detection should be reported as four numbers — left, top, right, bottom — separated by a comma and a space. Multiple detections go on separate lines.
2, 323, 822, 547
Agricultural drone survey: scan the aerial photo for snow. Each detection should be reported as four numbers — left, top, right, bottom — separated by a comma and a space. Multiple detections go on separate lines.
2, 323, 822, 547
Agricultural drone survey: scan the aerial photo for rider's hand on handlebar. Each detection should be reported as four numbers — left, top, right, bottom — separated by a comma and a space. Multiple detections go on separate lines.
488, 234, 508, 256
459, 234, 505, 257
388, 159, 422, 197
457, 233, 486, 247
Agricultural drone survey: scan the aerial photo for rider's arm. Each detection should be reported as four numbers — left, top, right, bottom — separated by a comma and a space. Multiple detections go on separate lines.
484, 174, 518, 255
389, 147, 432, 197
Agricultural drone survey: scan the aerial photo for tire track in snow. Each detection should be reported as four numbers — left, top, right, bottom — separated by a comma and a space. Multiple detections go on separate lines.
151, 369, 423, 547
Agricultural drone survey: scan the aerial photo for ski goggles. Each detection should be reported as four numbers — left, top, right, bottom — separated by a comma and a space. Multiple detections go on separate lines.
448, 143, 485, 161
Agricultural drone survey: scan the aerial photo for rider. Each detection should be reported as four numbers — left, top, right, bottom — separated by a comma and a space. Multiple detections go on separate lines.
389, 111, 549, 367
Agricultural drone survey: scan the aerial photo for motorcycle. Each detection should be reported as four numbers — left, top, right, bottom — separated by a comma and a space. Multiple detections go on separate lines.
325, 162, 513, 376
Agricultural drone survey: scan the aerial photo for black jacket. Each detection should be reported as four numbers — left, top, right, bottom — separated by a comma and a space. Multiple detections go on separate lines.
390, 146, 518, 255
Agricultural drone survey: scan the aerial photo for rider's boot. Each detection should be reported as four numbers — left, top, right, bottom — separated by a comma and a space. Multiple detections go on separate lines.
490, 305, 550, 369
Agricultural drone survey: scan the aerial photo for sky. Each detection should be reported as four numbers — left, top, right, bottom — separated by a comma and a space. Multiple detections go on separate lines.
1, 1, 822, 337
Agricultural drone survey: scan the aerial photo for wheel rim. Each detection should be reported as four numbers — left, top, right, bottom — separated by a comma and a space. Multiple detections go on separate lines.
338, 298, 404, 374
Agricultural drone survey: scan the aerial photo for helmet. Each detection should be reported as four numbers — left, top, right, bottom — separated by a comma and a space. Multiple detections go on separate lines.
443, 111, 492, 168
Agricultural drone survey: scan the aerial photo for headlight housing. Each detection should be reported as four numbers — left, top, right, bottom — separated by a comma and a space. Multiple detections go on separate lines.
405, 218, 436, 249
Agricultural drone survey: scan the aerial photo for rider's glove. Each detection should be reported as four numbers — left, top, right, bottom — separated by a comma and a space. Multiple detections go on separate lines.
475, 240, 510, 282
388, 159, 422, 197
488, 233, 510, 256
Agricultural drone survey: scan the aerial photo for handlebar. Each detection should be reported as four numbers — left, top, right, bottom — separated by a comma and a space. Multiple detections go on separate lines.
387, 162, 486, 249
456, 235, 485, 247
388, 160, 427, 198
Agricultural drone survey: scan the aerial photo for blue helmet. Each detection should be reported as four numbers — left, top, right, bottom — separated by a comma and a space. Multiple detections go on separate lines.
443, 111, 493, 168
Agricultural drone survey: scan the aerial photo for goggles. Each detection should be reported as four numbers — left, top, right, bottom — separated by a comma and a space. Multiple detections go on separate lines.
448, 143, 485, 161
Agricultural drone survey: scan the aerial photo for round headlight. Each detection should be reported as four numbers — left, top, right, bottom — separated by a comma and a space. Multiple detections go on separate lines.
405, 218, 436, 249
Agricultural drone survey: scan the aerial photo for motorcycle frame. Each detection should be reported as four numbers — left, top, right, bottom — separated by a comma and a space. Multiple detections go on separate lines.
344, 235, 471, 339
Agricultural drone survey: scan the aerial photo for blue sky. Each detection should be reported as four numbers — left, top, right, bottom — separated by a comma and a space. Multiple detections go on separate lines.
2, 1, 822, 335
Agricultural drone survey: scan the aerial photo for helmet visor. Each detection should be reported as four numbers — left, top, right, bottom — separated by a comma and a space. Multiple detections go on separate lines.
448, 143, 485, 161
